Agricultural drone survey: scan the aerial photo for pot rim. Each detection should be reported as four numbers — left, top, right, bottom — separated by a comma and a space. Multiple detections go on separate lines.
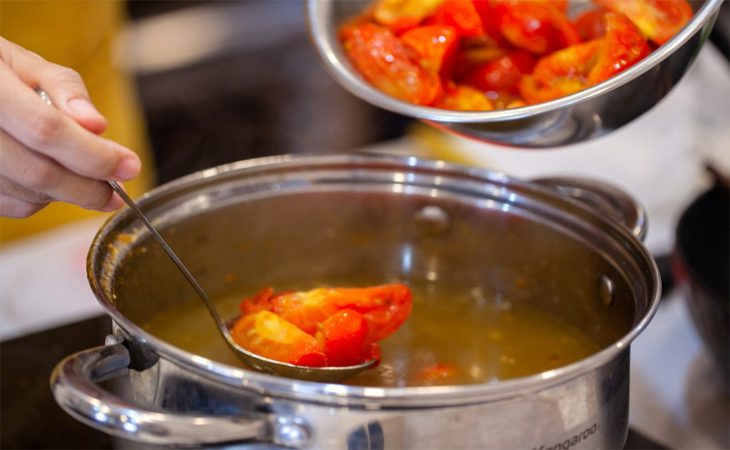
88, 153, 661, 407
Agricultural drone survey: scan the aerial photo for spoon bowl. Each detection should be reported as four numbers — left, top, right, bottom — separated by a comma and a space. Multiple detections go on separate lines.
109, 181, 377, 382
223, 317, 378, 382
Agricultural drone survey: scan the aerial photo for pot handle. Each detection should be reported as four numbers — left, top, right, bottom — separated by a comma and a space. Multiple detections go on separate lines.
50, 342, 309, 447
534, 177, 647, 241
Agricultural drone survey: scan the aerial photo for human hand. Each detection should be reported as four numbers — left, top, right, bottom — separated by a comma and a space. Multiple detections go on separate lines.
0, 37, 141, 218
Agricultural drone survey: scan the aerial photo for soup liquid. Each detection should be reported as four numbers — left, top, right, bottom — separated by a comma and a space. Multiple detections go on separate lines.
142, 282, 601, 387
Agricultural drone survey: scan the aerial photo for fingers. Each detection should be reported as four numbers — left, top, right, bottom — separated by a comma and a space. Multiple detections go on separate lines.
0, 38, 139, 218
0, 193, 48, 218
0, 37, 107, 134
0, 128, 124, 212
0, 176, 52, 204
0, 62, 141, 183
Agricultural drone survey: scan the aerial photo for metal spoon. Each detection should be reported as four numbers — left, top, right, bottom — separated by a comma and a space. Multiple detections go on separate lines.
36, 89, 375, 382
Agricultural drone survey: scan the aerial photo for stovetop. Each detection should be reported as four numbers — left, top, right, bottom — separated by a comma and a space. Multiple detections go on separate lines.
0, 315, 666, 450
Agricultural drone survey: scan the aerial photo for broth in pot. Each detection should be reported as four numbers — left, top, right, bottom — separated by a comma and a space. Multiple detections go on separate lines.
143, 280, 601, 386
112, 187, 635, 387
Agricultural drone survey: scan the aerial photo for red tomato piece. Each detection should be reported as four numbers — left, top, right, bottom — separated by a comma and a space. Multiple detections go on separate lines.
241, 284, 413, 341
519, 39, 602, 103
519, 11, 649, 104
316, 309, 371, 367
341, 22, 442, 105
461, 50, 536, 95
230, 311, 326, 367
475, 0, 581, 54
499, 1, 581, 54
573, 8, 608, 41
418, 363, 458, 383
321, 284, 414, 341
372, 0, 445, 34
366, 341, 382, 365
552, 0, 569, 13
587, 12, 650, 84
438, 84, 495, 111
240, 286, 275, 315
258, 289, 339, 335
471, 0, 506, 42
531, 39, 601, 87
595, 0, 693, 45
400, 25, 459, 75
425, 0, 485, 38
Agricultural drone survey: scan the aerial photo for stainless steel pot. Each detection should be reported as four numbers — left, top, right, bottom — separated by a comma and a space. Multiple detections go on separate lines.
306, 0, 723, 147
52, 154, 660, 449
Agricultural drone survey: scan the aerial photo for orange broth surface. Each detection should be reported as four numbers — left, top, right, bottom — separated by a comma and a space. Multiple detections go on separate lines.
142, 281, 601, 387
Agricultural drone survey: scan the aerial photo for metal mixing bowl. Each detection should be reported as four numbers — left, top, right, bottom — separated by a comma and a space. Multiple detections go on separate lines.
306, 0, 724, 147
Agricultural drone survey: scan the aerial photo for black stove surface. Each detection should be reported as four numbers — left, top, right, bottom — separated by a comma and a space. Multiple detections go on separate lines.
1, 315, 667, 450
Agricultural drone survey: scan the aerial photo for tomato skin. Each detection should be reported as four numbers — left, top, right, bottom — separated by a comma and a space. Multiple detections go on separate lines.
267, 290, 339, 335
437, 84, 495, 111
573, 8, 608, 41
372, 0, 445, 34
475, 0, 580, 54
316, 309, 371, 367
425, 0, 485, 38
400, 25, 459, 75
341, 22, 442, 105
595, 0, 693, 45
501, 2, 581, 54
519, 39, 601, 103
519, 11, 648, 104
532, 39, 601, 87
471, 0, 506, 42
241, 284, 413, 342
323, 284, 413, 341
587, 12, 650, 84
231, 311, 326, 367
461, 50, 536, 95
366, 342, 382, 366
240, 287, 275, 315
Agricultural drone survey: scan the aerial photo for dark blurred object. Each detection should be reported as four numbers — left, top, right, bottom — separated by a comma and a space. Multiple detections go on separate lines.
624, 429, 668, 450
709, 0, 729, 60
674, 166, 730, 388
654, 254, 676, 296
127, 1, 411, 184
0, 316, 114, 450
127, 0, 205, 20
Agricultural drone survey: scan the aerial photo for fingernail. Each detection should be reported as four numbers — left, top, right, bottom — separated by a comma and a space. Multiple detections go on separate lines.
102, 192, 124, 212
114, 155, 141, 180
67, 98, 104, 120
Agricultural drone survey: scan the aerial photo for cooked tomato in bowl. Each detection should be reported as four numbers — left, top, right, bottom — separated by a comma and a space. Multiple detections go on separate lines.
339, 0, 693, 110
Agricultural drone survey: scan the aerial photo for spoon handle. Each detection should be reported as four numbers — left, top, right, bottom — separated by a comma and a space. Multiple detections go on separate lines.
34, 88, 227, 332
106, 181, 226, 329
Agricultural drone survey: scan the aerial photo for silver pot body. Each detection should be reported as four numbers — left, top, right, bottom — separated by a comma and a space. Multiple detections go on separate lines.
306, 0, 723, 147
52, 154, 660, 449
